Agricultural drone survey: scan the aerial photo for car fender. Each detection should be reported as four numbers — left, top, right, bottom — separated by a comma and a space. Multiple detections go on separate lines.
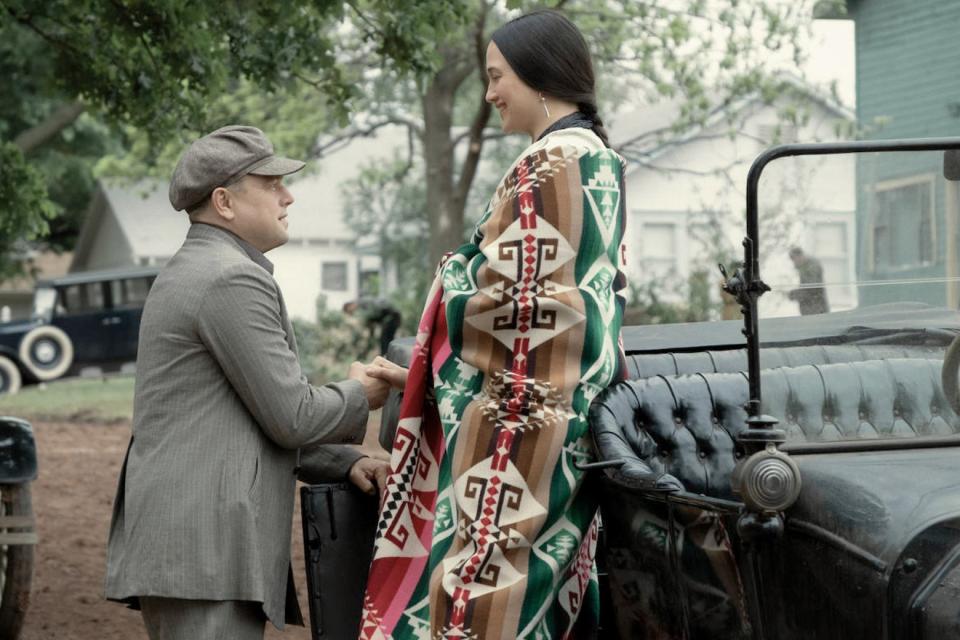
0, 418, 38, 483
0, 344, 27, 377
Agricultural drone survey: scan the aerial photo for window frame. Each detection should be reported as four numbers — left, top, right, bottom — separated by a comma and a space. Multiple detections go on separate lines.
320, 261, 349, 292
868, 173, 937, 272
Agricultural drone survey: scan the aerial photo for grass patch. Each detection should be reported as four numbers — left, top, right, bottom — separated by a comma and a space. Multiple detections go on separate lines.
0, 376, 135, 424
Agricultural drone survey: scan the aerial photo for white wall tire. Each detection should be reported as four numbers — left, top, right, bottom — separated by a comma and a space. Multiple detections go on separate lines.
0, 357, 20, 395
18, 326, 74, 382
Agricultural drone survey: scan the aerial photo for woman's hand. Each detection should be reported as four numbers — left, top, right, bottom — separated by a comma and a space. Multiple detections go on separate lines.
366, 356, 409, 390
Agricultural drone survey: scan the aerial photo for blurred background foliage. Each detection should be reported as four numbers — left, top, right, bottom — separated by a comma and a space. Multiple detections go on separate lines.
1, 0, 813, 348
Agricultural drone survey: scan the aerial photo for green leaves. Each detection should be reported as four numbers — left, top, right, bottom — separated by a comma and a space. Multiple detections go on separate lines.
0, 143, 59, 278
0, 0, 471, 278
0, 144, 56, 238
0, 0, 811, 291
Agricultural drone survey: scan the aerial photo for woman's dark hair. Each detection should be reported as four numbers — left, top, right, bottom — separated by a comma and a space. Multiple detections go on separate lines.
490, 10, 609, 146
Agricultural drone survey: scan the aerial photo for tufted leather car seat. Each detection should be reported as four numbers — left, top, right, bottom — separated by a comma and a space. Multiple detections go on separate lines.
626, 344, 943, 380
379, 340, 944, 450
591, 358, 958, 499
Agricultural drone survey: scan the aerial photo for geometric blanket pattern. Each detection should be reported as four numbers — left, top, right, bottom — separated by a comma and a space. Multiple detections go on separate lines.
360, 130, 629, 640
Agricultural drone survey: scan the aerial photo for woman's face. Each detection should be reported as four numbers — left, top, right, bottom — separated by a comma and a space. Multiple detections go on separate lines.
485, 41, 542, 136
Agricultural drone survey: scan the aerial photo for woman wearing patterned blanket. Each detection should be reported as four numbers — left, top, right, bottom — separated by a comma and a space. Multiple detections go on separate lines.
360, 10, 628, 639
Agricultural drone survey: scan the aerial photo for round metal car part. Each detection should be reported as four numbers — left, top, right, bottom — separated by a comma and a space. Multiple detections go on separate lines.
733, 447, 802, 513
17, 326, 74, 382
0, 357, 20, 395
941, 334, 960, 415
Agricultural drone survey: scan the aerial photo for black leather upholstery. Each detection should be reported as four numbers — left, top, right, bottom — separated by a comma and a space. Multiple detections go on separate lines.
592, 358, 958, 499
626, 344, 943, 379
380, 339, 944, 450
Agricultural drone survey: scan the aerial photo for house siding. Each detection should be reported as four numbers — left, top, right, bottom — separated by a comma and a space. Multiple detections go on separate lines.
623, 96, 854, 318
852, 0, 960, 140
849, 0, 960, 307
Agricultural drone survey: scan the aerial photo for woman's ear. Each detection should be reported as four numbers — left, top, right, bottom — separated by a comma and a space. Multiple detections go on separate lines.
210, 187, 235, 221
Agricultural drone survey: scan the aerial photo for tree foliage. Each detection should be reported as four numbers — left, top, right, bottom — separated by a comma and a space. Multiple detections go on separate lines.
0, 0, 468, 274
327, 0, 811, 269
1, 0, 812, 287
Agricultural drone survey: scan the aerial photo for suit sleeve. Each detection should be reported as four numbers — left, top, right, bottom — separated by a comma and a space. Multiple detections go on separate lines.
297, 444, 365, 483
196, 262, 369, 449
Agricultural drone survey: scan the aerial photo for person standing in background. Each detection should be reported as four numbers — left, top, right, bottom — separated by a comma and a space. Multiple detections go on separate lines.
788, 246, 830, 315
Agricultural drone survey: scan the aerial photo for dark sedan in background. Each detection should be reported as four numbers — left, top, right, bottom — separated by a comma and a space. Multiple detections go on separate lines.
0, 266, 158, 394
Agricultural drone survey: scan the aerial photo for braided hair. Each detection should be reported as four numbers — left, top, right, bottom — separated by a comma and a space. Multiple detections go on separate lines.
490, 10, 610, 147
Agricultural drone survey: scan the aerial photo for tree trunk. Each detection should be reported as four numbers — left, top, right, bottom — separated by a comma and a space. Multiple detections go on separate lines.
422, 73, 465, 269
420, 8, 492, 269
13, 102, 85, 154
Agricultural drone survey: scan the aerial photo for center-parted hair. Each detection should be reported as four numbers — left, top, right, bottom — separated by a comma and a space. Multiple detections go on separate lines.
490, 10, 609, 147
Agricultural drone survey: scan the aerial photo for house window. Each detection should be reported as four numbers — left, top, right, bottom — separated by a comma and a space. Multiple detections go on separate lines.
640, 222, 679, 279
321, 262, 348, 291
808, 216, 856, 310
872, 176, 934, 270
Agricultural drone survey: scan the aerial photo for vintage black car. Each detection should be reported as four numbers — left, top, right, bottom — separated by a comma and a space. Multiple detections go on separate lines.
302, 138, 960, 640
0, 266, 158, 394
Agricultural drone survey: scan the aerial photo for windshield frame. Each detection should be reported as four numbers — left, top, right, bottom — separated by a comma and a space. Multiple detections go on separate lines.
737, 137, 960, 439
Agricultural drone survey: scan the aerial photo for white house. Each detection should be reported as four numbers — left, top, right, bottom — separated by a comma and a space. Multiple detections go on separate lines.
70, 127, 412, 321
610, 75, 857, 318
70, 82, 852, 323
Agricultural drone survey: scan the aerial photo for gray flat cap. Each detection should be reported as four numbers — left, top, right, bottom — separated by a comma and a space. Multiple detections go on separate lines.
169, 125, 306, 211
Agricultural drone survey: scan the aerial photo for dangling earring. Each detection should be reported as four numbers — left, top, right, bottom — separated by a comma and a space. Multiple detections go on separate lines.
540, 93, 550, 118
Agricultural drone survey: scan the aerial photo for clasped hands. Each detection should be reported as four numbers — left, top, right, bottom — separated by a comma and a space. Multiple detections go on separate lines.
346, 356, 408, 496
348, 355, 408, 411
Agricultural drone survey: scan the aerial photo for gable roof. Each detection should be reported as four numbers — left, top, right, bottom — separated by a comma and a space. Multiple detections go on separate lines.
611, 74, 855, 170
76, 125, 412, 262
100, 179, 189, 257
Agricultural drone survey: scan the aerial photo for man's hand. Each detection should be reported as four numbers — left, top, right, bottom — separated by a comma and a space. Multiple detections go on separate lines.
348, 360, 391, 410
366, 356, 409, 390
348, 456, 390, 496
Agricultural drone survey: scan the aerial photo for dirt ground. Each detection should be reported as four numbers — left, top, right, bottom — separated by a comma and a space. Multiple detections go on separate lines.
18, 417, 384, 640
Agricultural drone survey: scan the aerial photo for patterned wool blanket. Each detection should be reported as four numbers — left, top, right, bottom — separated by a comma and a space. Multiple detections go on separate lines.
360, 127, 628, 640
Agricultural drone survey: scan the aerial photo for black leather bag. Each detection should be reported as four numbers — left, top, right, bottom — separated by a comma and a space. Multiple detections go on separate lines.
300, 483, 379, 639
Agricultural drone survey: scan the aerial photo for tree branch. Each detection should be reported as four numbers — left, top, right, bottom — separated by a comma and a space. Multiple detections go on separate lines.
344, 0, 383, 38
14, 102, 86, 154
620, 153, 742, 181
453, 96, 492, 214
309, 116, 425, 159
452, 127, 508, 146
107, 0, 162, 78
2, 4, 88, 60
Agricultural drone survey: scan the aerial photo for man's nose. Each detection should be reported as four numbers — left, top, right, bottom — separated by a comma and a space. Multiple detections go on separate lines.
281, 185, 294, 206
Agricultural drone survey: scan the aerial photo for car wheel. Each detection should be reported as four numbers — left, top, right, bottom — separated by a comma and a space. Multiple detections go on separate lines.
0, 358, 20, 395
18, 326, 74, 382
0, 484, 34, 639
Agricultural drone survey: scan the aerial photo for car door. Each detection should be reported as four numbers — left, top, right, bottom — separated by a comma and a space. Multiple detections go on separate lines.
107, 276, 153, 361
51, 282, 115, 364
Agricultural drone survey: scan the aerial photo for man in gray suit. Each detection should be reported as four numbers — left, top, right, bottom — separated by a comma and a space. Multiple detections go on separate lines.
105, 125, 405, 639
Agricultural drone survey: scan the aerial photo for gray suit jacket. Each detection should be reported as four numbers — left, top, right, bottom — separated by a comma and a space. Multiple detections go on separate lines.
105, 223, 367, 628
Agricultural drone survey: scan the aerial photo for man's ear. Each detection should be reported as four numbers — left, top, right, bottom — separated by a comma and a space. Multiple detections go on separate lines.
210, 187, 235, 221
